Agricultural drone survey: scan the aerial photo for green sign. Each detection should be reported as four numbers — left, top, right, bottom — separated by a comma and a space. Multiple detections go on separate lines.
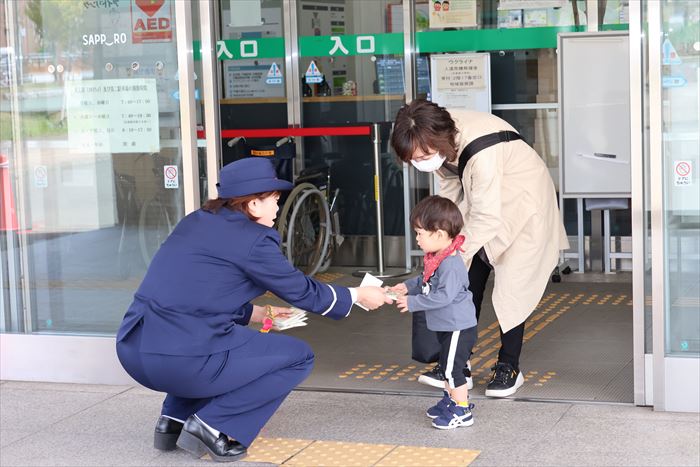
416, 26, 584, 53
194, 25, 628, 61
299, 33, 403, 57
193, 38, 285, 61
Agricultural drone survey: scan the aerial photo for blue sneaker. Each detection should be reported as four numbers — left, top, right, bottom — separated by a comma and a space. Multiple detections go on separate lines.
426, 391, 453, 419
431, 402, 474, 430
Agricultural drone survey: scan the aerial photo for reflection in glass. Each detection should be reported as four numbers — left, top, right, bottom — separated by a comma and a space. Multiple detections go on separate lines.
1, 0, 184, 334
660, 0, 700, 356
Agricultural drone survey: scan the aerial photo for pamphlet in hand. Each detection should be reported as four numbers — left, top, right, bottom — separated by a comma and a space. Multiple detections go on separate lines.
385, 290, 398, 301
273, 307, 308, 331
356, 272, 387, 310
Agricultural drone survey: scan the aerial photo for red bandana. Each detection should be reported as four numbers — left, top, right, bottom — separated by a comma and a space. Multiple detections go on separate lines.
422, 235, 465, 284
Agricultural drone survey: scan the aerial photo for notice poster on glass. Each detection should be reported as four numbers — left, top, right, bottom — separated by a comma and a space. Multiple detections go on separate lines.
429, 0, 477, 29
430, 53, 491, 112
66, 78, 159, 154
224, 61, 285, 98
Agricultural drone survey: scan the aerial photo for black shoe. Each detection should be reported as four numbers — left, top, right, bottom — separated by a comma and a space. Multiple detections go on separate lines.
484, 362, 524, 397
418, 364, 446, 388
176, 415, 247, 462
154, 415, 184, 451
418, 363, 474, 389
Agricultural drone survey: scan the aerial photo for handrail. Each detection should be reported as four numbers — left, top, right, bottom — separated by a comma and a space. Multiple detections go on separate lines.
196, 126, 371, 139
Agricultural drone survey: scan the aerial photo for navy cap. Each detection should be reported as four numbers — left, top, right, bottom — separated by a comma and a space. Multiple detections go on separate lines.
216, 158, 294, 198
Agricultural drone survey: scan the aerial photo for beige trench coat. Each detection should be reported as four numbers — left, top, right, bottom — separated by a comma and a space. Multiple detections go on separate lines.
435, 109, 569, 333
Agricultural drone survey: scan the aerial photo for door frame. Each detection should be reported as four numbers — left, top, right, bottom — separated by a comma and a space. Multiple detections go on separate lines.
646, 0, 700, 413
629, 0, 648, 408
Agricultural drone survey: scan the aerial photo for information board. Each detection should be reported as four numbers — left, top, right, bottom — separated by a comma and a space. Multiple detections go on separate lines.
429, 53, 491, 112
559, 32, 630, 197
66, 78, 160, 154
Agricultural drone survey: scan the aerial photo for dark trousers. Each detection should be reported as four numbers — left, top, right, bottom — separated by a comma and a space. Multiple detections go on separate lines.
116, 322, 314, 447
468, 253, 525, 369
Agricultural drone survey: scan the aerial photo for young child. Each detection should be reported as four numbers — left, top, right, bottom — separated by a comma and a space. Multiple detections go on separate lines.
388, 195, 477, 430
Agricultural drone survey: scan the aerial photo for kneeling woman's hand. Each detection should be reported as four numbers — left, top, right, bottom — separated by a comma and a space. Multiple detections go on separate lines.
356, 286, 393, 310
251, 305, 294, 324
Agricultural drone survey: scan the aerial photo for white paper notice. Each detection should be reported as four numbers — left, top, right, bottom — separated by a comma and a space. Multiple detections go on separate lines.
66, 78, 160, 154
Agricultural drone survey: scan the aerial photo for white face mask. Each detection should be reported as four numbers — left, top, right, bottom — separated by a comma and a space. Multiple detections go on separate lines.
410, 154, 446, 172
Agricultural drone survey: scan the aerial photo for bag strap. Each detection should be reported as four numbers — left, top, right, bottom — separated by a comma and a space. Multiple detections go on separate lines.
457, 131, 525, 180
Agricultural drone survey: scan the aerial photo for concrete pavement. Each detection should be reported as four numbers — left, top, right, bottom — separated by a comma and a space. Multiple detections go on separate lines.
1, 380, 699, 466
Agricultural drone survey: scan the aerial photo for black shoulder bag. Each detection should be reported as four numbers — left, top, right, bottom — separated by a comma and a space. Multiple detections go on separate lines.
457, 130, 525, 179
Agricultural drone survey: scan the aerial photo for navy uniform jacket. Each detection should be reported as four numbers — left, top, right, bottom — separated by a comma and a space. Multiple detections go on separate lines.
117, 208, 352, 356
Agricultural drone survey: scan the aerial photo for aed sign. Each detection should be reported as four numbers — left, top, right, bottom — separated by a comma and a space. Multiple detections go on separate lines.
131, 0, 172, 44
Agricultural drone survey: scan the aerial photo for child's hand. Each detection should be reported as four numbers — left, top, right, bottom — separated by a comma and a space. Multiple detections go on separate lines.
388, 283, 408, 296
396, 295, 409, 313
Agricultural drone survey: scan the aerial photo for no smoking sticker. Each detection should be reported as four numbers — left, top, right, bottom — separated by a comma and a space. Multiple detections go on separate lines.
34, 165, 48, 188
673, 160, 692, 186
164, 165, 179, 189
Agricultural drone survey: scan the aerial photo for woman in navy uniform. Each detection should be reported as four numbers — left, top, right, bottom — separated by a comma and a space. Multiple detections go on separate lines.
116, 157, 390, 462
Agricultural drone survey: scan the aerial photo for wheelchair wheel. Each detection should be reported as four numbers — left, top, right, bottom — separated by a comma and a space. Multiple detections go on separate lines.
286, 187, 330, 276
276, 182, 317, 242
138, 197, 173, 267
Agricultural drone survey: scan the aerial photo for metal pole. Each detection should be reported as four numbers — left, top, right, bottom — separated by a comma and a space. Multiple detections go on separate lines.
577, 197, 585, 273
174, 0, 200, 214
628, 0, 648, 407
200, 0, 222, 200
353, 125, 411, 280
372, 123, 385, 275
402, 161, 412, 272
648, 0, 666, 411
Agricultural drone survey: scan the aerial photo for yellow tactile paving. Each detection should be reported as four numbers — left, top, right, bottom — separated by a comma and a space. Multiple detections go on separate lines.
284, 440, 395, 466
244, 437, 313, 464
376, 446, 480, 466
241, 439, 480, 467
337, 291, 634, 382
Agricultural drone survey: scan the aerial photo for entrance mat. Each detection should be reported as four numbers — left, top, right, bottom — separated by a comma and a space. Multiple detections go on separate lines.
242, 437, 480, 466
292, 282, 634, 402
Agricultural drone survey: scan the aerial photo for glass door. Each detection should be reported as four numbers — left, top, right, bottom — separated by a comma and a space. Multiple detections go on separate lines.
215, 0, 289, 168
648, 0, 700, 412
1, 0, 185, 334
295, 0, 406, 267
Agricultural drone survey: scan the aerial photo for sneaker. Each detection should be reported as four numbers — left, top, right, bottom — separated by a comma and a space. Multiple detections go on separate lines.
484, 362, 524, 397
464, 360, 474, 390
426, 391, 453, 419
417, 364, 445, 388
431, 402, 475, 430
418, 362, 474, 390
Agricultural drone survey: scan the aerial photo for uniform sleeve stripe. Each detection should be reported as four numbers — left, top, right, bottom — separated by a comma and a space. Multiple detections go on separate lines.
321, 284, 338, 316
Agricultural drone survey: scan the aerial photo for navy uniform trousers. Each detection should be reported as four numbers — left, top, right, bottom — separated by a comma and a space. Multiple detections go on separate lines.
117, 321, 314, 447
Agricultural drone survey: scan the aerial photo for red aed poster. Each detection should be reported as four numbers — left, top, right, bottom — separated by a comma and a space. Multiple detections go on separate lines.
131, 0, 173, 44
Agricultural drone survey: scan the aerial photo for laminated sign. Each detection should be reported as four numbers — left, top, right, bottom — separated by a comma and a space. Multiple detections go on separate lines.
66, 78, 160, 154
131, 0, 173, 44
674, 161, 692, 187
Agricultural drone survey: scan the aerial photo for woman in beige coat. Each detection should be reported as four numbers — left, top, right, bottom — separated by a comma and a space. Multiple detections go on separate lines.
391, 99, 568, 397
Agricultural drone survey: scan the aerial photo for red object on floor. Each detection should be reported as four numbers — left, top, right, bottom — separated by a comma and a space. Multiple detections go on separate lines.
0, 153, 19, 231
